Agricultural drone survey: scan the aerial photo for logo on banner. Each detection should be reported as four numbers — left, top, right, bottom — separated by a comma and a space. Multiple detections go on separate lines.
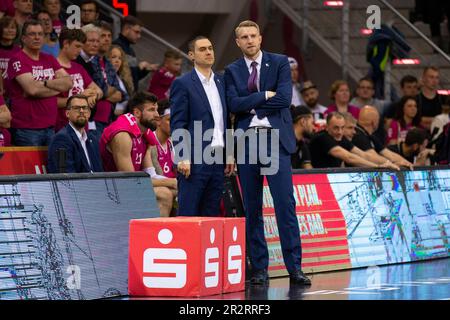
204, 228, 220, 288
227, 226, 243, 284
143, 229, 187, 289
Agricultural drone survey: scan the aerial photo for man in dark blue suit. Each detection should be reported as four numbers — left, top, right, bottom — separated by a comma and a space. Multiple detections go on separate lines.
48, 94, 103, 173
225, 20, 311, 286
170, 36, 234, 217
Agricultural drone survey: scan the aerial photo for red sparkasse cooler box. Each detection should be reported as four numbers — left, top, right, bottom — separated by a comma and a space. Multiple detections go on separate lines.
222, 218, 246, 293
128, 217, 224, 297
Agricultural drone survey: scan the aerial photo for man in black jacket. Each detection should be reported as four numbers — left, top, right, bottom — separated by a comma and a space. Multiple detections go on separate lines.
48, 95, 103, 173
112, 15, 157, 91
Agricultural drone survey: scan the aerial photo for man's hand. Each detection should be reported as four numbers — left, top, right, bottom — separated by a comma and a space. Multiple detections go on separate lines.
177, 160, 191, 178
139, 61, 159, 72
395, 159, 414, 170
267, 91, 276, 99
382, 160, 401, 171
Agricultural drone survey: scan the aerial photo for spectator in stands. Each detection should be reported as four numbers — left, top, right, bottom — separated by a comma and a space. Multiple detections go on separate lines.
48, 94, 103, 173
417, 66, 443, 130
113, 15, 158, 91
0, 16, 20, 95
13, 0, 32, 38
325, 80, 360, 120
80, 0, 99, 26
420, 1, 450, 52
147, 99, 177, 180
0, 0, 15, 19
309, 112, 381, 168
78, 24, 125, 140
97, 21, 112, 57
430, 95, 450, 140
108, 45, 134, 117
353, 106, 413, 169
388, 128, 433, 166
56, 28, 103, 132
350, 76, 389, 143
0, 95, 11, 146
299, 80, 327, 123
350, 77, 388, 113
387, 96, 422, 146
291, 106, 314, 169
42, 0, 64, 37
35, 10, 60, 58
148, 49, 182, 100
288, 57, 304, 107
7, 20, 72, 146
385, 75, 419, 120
342, 112, 357, 141
100, 92, 177, 217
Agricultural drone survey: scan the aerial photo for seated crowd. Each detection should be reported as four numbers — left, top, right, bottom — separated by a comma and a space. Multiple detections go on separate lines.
1, 0, 450, 217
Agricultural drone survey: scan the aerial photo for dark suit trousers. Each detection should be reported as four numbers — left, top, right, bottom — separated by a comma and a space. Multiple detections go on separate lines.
237, 130, 302, 274
177, 163, 224, 217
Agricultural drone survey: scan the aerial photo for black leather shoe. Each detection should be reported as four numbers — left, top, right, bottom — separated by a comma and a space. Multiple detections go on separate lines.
250, 269, 269, 285
289, 270, 311, 286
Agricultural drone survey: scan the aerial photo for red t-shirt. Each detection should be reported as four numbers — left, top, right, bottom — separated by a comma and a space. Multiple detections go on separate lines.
8, 50, 62, 129
0, 0, 15, 17
148, 67, 176, 100
387, 120, 414, 144
100, 113, 148, 172
0, 95, 11, 146
325, 104, 360, 120
145, 129, 176, 178
94, 57, 112, 124
0, 44, 21, 79
55, 61, 93, 132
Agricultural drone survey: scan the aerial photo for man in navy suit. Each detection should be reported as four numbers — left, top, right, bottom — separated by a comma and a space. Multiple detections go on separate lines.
48, 94, 103, 173
224, 20, 311, 286
170, 36, 234, 217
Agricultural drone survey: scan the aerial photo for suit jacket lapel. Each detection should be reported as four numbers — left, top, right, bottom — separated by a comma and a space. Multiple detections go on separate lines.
68, 125, 91, 171
214, 75, 227, 123
237, 58, 250, 93
192, 70, 213, 118
259, 51, 271, 91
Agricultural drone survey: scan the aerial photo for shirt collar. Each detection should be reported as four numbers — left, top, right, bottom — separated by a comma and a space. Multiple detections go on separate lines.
244, 50, 263, 69
80, 50, 95, 62
70, 123, 87, 142
195, 68, 215, 85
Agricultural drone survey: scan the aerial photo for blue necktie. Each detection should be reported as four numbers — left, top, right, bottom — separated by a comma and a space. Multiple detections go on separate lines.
248, 61, 258, 93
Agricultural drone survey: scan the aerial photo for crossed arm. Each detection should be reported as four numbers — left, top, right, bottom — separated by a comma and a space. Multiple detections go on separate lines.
16, 68, 73, 98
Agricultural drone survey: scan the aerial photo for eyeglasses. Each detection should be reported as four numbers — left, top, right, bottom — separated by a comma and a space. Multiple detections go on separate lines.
70, 106, 90, 112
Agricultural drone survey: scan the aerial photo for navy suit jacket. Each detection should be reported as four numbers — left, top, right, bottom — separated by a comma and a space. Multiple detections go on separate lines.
170, 69, 229, 164
224, 51, 296, 154
48, 124, 103, 173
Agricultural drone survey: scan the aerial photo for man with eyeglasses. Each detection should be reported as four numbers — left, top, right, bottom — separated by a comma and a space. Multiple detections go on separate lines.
48, 94, 103, 173
80, 0, 99, 27
113, 15, 158, 91
7, 20, 73, 146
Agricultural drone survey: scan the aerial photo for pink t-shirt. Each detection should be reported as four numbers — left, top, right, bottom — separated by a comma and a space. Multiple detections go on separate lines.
8, 50, 62, 129
387, 120, 414, 144
148, 67, 176, 100
145, 129, 176, 178
0, 95, 11, 146
0, 44, 21, 79
94, 57, 112, 124
55, 61, 93, 132
324, 104, 360, 120
100, 113, 148, 172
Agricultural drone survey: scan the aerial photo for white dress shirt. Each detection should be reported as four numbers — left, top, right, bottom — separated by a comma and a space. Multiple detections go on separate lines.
244, 51, 272, 128
195, 68, 225, 148
69, 123, 92, 171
